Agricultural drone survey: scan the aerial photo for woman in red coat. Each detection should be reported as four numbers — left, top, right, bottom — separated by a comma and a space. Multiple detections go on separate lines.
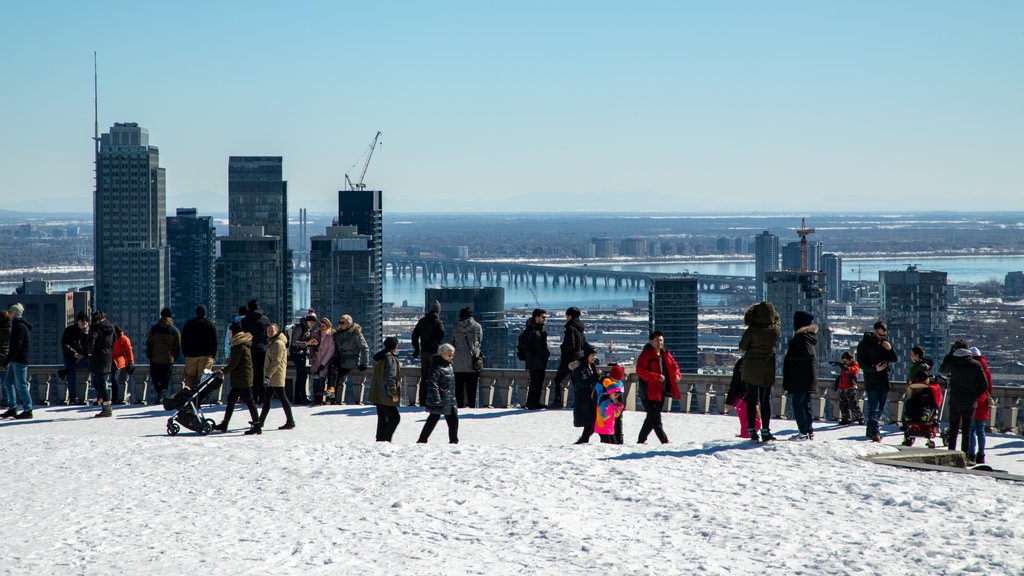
635, 331, 682, 444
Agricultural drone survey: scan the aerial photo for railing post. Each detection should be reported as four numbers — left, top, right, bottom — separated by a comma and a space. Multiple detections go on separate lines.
477, 373, 494, 408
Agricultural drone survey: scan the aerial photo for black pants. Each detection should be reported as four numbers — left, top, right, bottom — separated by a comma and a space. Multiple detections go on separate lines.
455, 372, 479, 408
259, 387, 294, 427
575, 426, 594, 444
291, 359, 309, 404
375, 405, 401, 442
637, 398, 669, 444
150, 363, 173, 400
549, 358, 574, 407
418, 363, 431, 406
526, 369, 546, 410
418, 411, 459, 444
744, 383, 772, 432
947, 408, 973, 453
251, 351, 266, 404
222, 387, 259, 428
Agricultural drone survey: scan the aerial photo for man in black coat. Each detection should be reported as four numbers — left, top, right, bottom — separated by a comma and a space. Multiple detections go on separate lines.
519, 308, 550, 410
548, 306, 585, 409
87, 311, 116, 417
0, 303, 33, 419
939, 340, 989, 457
856, 320, 898, 442
241, 300, 271, 404
59, 311, 90, 404
411, 301, 445, 406
181, 305, 219, 391
782, 311, 818, 440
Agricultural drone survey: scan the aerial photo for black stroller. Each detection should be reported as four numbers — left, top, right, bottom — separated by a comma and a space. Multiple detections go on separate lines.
164, 372, 223, 436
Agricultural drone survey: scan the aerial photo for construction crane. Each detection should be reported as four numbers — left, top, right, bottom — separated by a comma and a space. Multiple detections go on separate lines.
796, 217, 816, 272
344, 131, 382, 191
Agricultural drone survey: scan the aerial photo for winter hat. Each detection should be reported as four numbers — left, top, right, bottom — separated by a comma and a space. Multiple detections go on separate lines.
429, 301, 441, 314
160, 307, 173, 318
582, 343, 597, 357
75, 311, 89, 322
609, 365, 625, 382
604, 381, 624, 395
969, 346, 982, 357
304, 315, 318, 323
195, 305, 207, 318
8, 303, 24, 317
794, 311, 814, 330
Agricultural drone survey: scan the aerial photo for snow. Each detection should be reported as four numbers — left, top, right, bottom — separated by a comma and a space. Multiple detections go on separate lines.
2, 404, 1022, 575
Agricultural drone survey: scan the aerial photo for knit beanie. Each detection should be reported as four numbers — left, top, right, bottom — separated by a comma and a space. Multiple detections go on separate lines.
8, 303, 24, 317
794, 311, 814, 330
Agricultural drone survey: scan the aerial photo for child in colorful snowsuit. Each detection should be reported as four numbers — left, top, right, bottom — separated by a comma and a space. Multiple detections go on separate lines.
835, 352, 863, 425
596, 377, 625, 444
724, 358, 761, 438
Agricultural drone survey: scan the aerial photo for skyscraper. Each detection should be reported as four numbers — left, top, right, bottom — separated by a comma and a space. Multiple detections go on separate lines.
879, 266, 949, 381
648, 275, 699, 375
765, 270, 831, 366
822, 253, 843, 302
309, 225, 382, 350
754, 231, 779, 301
327, 189, 384, 354
217, 156, 292, 328
167, 208, 216, 322
94, 122, 169, 342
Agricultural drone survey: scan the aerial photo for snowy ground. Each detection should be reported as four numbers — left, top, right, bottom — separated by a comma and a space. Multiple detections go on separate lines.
2, 403, 1022, 575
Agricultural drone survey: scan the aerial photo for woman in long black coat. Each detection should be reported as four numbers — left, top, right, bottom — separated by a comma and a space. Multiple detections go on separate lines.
570, 344, 601, 444
416, 343, 459, 444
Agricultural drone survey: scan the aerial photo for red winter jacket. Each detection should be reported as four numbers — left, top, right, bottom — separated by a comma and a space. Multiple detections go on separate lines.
973, 354, 994, 421
112, 333, 135, 371
636, 344, 682, 402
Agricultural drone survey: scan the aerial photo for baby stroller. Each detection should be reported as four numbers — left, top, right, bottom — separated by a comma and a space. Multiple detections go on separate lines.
164, 371, 223, 436
901, 375, 945, 448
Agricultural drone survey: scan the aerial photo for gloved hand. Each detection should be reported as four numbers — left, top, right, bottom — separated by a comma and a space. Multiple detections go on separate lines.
126, 364, 135, 375
358, 364, 367, 372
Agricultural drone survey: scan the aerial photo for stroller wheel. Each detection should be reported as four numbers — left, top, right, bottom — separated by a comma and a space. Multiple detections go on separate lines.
167, 421, 181, 436
926, 439, 936, 449
198, 418, 216, 436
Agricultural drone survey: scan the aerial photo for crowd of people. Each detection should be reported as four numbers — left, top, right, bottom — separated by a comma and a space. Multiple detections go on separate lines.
0, 300, 1000, 463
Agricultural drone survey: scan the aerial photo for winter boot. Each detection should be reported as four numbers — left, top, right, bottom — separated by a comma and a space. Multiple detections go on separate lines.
94, 401, 113, 418
0, 408, 17, 419
748, 428, 761, 443
244, 423, 262, 435
975, 453, 985, 464
213, 421, 228, 432
14, 410, 33, 420
760, 430, 776, 443
279, 421, 296, 430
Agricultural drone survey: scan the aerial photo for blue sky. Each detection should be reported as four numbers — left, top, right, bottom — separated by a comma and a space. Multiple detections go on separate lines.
2, 1, 1022, 215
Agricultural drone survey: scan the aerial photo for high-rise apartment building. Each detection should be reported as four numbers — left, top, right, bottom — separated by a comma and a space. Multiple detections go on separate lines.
167, 208, 216, 322
782, 240, 822, 272
425, 287, 508, 369
822, 253, 843, 302
217, 156, 292, 328
620, 238, 648, 257
94, 122, 169, 342
879, 267, 949, 381
648, 275, 698, 375
765, 270, 831, 366
309, 225, 382, 350
0, 281, 90, 367
754, 231, 779, 301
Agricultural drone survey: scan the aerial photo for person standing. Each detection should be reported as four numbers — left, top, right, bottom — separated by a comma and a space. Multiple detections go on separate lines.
856, 320, 898, 443
213, 323, 261, 435
0, 309, 9, 398
411, 301, 445, 407
240, 300, 271, 404
549, 306, 585, 409
968, 346, 994, 464
331, 315, 370, 404
181, 305, 218, 391
835, 352, 863, 426
146, 307, 181, 403
257, 323, 295, 431
782, 311, 818, 441
739, 301, 781, 443
369, 337, 403, 442
87, 311, 116, 418
109, 326, 135, 405
635, 331, 682, 444
288, 314, 317, 405
451, 307, 482, 408
0, 304, 32, 420
308, 318, 336, 406
416, 343, 459, 444
518, 309, 550, 410
595, 379, 625, 445
939, 340, 988, 461
570, 344, 602, 444
59, 311, 90, 404
724, 358, 762, 439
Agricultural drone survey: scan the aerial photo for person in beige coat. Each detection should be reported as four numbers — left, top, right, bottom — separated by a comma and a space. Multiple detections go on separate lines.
258, 323, 295, 431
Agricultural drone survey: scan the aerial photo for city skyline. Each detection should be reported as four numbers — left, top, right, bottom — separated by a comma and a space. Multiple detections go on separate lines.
3, 2, 1022, 215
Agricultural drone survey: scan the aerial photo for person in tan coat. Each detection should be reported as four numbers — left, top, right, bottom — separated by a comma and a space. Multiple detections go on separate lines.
258, 323, 295, 430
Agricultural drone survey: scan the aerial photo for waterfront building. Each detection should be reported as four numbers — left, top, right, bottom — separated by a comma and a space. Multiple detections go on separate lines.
1005, 271, 1024, 299
0, 281, 90, 366
879, 266, 949, 381
590, 238, 615, 259
218, 156, 292, 328
310, 225, 381, 350
620, 238, 648, 257
754, 231, 779, 301
648, 275, 698, 374
167, 208, 216, 322
765, 270, 831, 366
425, 287, 509, 368
93, 122, 170, 343
822, 253, 843, 302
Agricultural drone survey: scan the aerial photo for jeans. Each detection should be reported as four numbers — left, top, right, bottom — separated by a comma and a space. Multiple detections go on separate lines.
968, 419, 987, 457
64, 356, 89, 401
790, 391, 813, 435
92, 371, 110, 402
864, 388, 889, 436
2, 362, 32, 412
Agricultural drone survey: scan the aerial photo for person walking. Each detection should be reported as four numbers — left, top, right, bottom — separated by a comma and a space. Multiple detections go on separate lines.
181, 305, 218, 391
635, 331, 682, 444
146, 307, 181, 403
416, 343, 459, 444
570, 344, 602, 444
369, 337, 403, 442
856, 320, 898, 442
739, 301, 781, 443
939, 340, 988, 461
782, 311, 818, 441
288, 314, 317, 405
518, 308, 550, 410
257, 323, 295, 431
331, 315, 370, 404
59, 311, 90, 404
451, 307, 482, 408
109, 326, 135, 405
213, 323, 261, 435
240, 300, 271, 404
411, 301, 445, 407
549, 306, 586, 409
86, 311, 116, 418
0, 304, 33, 420
308, 318, 336, 406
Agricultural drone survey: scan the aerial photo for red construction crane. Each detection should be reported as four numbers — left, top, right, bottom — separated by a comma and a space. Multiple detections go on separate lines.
796, 217, 816, 272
